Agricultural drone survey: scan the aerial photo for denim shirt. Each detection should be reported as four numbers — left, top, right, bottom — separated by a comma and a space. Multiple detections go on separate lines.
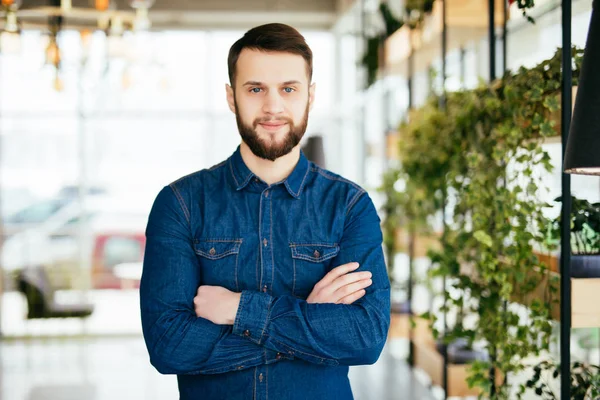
140, 146, 390, 400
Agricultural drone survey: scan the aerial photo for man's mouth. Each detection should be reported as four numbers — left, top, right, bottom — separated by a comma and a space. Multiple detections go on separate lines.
258, 122, 287, 131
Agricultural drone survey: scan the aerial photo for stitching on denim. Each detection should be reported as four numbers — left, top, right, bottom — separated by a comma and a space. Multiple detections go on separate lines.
208, 160, 227, 171
313, 167, 363, 192
198, 355, 263, 374
259, 294, 272, 345
289, 243, 339, 247
269, 194, 274, 294
170, 169, 204, 185
195, 249, 240, 260
294, 162, 310, 197
347, 190, 366, 216
253, 367, 257, 398
239, 172, 254, 190
284, 163, 308, 198
233, 292, 244, 332
169, 183, 191, 224
265, 364, 269, 400
229, 159, 240, 188
291, 253, 338, 263
292, 258, 296, 296
197, 238, 243, 243
258, 194, 264, 289
256, 247, 260, 291
268, 337, 339, 366
234, 251, 240, 292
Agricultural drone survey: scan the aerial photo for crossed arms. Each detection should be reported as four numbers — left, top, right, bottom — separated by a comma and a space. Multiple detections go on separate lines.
140, 186, 391, 375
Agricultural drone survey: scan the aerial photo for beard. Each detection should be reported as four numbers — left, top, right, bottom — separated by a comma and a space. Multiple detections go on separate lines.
234, 96, 309, 162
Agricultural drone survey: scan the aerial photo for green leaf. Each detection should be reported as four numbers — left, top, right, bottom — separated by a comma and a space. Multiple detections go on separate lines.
473, 230, 493, 248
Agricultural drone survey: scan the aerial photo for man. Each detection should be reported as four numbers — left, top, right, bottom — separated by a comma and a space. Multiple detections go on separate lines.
140, 23, 390, 400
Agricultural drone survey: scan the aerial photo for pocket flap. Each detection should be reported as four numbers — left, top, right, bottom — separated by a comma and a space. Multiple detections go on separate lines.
195, 239, 242, 260
290, 243, 340, 263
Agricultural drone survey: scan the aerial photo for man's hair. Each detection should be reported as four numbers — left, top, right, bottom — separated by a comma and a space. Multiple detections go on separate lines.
227, 23, 313, 88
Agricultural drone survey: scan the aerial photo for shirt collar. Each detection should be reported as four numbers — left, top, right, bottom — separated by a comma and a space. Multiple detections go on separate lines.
228, 145, 310, 199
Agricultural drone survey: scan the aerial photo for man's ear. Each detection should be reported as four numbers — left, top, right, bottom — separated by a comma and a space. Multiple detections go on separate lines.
308, 83, 316, 111
226, 84, 236, 114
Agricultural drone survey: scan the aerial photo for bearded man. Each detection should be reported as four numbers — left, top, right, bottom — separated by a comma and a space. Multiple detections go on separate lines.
140, 23, 390, 400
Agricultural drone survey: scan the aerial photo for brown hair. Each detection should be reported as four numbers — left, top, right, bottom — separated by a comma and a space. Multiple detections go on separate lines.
227, 23, 313, 88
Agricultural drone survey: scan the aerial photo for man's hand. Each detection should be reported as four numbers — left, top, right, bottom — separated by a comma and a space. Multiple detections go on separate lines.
307, 262, 372, 304
194, 286, 241, 325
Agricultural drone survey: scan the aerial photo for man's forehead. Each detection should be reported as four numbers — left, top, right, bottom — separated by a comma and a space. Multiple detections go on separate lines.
236, 48, 309, 85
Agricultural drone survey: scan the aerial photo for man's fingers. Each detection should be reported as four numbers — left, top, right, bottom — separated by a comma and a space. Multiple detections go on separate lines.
334, 278, 372, 299
335, 289, 367, 305
328, 271, 372, 293
315, 262, 360, 288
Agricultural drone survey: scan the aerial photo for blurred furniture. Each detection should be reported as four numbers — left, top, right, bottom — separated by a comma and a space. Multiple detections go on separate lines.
302, 135, 326, 168
16, 267, 94, 319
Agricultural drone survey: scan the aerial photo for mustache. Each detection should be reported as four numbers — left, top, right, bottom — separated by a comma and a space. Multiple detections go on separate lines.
253, 116, 293, 127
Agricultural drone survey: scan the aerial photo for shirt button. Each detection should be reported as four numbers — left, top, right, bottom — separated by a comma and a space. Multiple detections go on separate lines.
238, 365, 244, 370
276, 353, 282, 360
264, 190, 269, 197
262, 285, 267, 293
259, 373, 264, 382
263, 238, 268, 247
313, 250, 320, 258
254, 178, 259, 183
209, 248, 216, 256
244, 330, 250, 337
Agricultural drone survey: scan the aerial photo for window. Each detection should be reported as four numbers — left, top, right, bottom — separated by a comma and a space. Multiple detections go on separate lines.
103, 236, 142, 268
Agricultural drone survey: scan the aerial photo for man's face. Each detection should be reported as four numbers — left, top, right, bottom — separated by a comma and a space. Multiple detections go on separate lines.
227, 48, 315, 161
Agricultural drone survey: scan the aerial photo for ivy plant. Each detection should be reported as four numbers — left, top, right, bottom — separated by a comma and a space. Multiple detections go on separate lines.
382, 46, 584, 399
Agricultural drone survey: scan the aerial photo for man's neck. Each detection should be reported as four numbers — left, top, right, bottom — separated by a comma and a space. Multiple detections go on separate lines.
240, 142, 300, 185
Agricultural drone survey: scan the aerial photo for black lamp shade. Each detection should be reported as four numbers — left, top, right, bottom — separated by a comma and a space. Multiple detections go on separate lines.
564, 1, 600, 175
302, 136, 326, 168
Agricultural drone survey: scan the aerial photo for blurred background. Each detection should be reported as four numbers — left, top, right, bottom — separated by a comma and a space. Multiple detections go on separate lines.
0, 0, 597, 399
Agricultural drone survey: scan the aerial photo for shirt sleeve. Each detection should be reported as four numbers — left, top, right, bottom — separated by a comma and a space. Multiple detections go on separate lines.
232, 191, 391, 366
140, 185, 271, 375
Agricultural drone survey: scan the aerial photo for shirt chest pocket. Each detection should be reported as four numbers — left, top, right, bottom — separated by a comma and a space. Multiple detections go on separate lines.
194, 239, 242, 291
290, 243, 340, 299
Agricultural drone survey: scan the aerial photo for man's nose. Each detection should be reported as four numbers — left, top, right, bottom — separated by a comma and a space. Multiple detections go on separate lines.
262, 91, 284, 115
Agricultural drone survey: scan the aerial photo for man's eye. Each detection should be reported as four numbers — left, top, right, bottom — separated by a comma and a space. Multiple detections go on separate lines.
250, 88, 262, 93
283, 87, 295, 93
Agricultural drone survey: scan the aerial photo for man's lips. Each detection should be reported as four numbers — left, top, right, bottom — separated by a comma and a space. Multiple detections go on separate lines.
258, 122, 287, 131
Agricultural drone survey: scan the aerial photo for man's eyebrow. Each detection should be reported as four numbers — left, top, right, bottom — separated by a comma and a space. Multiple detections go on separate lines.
241, 80, 303, 86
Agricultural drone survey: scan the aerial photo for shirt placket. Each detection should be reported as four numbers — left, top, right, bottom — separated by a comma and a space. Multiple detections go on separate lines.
256, 186, 273, 400
258, 186, 273, 293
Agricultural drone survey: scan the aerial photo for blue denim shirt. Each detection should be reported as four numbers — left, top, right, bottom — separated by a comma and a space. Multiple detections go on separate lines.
140, 146, 390, 400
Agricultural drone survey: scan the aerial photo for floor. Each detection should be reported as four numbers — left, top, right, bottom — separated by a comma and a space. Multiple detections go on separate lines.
0, 336, 436, 400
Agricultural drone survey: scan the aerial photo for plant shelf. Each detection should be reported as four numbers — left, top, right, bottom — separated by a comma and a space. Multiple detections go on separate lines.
384, 0, 505, 76
413, 338, 503, 397
462, 257, 600, 329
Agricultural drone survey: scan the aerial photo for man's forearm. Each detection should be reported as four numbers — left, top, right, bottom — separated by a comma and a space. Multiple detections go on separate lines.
230, 286, 390, 366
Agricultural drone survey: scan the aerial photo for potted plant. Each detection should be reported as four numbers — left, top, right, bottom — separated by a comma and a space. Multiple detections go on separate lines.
547, 195, 600, 277
523, 360, 600, 399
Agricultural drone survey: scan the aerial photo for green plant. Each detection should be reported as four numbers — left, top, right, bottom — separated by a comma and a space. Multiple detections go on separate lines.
361, 36, 383, 88
548, 195, 600, 255
385, 46, 583, 399
523, 360, 600, 399
360, 2, 404, 88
